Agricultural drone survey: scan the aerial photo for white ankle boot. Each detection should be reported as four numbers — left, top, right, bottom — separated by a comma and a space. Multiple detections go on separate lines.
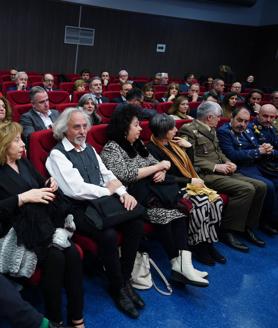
171, 250, 209, 287
194, 268, 208, 279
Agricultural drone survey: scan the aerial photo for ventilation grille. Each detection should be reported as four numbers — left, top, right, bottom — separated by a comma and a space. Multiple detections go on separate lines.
64, 26, 95, 46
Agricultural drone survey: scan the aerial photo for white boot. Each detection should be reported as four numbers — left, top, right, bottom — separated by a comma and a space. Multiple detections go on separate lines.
171, 250, 209, 287
194, 269, 208, 279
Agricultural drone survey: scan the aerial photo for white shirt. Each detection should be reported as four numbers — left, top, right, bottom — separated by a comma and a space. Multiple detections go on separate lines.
35, 109, 53, 128
46, 137, 127, 200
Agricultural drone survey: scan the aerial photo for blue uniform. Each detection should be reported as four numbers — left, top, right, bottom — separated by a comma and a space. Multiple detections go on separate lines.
217, 122, 278, 223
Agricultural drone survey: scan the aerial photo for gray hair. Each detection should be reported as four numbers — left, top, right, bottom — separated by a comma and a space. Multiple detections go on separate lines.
52, 107, 91, 140
197, 101, 223, 121
78, 93, 98, 107
15, 71, 28, 81
119, 69, 128, 76
30, 86, 46, 102
149, 113, 175, 139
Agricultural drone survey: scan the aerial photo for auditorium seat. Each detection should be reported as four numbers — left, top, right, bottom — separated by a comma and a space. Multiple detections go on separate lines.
48, 90, 70, 108
59, 82, 75, 94
103, 91, 120, 101
154, 91, 166, 100
97, 103, 117, 123
55, 102, 78, 112
156, 102, 172, 113
107, 83, 121, 91
153, 85, 167, 92
28, 75, 43, 84
2, 81, 16, 95
12, 103, 33, 122
72, 91, 87, 103
7, 90, 31, 108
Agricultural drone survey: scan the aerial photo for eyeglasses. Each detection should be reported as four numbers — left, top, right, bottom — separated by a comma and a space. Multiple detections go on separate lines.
45, 79, 54, 82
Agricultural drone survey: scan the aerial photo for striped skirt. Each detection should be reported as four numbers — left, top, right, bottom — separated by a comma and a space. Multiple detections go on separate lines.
187, 195, 223, 246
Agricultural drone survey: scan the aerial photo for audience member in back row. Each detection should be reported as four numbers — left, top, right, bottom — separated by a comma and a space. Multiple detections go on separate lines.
100, 71, 110, 87
115, 88, 157, 120
118, 69, 130, 84
244, 89, 263, 115
8, 71, 30, 91
168, 96, 193, 120
78, 93, 102, 125
88, 77, 109, 104
142, 82, 159, 105
46, 108, 145, 319
217, 107, 277, 236
42, 73, 56, 92
179, 73, 195, 92
74, 79, 87, 92
159, 82, 180, 103
111, 82, 133, 103
0, 96, 12, 123
187, 83, 203, 102
153, 72, 169, 85
230, 81, 245, 101
221, 92, 238, 118
205, 79, 225, 103
0, 121, 84, 327
101, 105, 209, 286
20, 86, 60, 144
270, 91, 278, 131
147, 114, 225, 266
179, 101, 267, 253
80, 68, 91, 84
9, 68, 18, 82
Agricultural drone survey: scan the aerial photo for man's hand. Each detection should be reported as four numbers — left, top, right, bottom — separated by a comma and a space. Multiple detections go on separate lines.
120, 193, 137, 211
215, 164, 234, 175
106, 179, 123, 194
172, 137, 192, 148
226, 162, 237, 173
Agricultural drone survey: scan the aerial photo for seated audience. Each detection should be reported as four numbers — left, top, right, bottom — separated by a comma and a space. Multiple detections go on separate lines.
20, 86, 60, 143
0, 121, 84, 327
80, 69, 91, 83
244, 89, 263, 115
9, 68, 18, 82
218, 107, 277, 236
74, 79, 87, 92
205, 79, 225, 102
78, 93, 102, 125
43, 73, 56, 92
230, 82, 245, 101
147, 114, 225, 265
8, 71, 29, 91
180, 73, 195, 92
187, 83, 202, 102
118, 70, 130, 84
100, 71, 110, 87
116, 88, 157, 120
179, 101, 267, 252
160, 82, 180, 103
88, 77, 109, 104
101, 106, 209, 285
0, 96, 12, 123
221, 92, 238, 118
168, 96, 193, 120
46, 108, 145, 319
153, 72, 169, 85
142, 83, 159, 105
111, 82, 133, 103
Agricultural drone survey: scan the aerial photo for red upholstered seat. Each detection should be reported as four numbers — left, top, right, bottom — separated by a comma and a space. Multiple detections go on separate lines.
107, 83, 121, 91
55, 102, 78, 112
2, 81, 16, 94
28, 75, 43, 84
153, 85, 167, 92
189, 101, 201, 110
156, 102, 172, 113
154, 91, 166, 100
12, 103, 33, 122
86, 124, 108, 153
103, 91, 120, 101
72, 91, 86, 103
7, 90, 31, 108
97, 103, 117, 123
48, 91, 70, 109
59, 82, 75, 94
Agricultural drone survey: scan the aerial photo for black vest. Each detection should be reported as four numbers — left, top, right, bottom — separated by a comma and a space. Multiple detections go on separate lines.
54, 142, 103, 186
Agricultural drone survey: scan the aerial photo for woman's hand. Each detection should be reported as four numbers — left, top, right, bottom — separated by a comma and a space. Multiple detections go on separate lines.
191, 178, 205, 187
153, 170, 166, 183
45, 177, 58, 192
19, 188, 56, 205
168, 94, 176, 102
120, 193, 137, 211
172, 137, 192, 148
156, 160, 171, 171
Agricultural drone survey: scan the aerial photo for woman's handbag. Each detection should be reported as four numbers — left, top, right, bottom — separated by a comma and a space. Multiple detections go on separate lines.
131, 252, 172, 296
85, 195, 146, 230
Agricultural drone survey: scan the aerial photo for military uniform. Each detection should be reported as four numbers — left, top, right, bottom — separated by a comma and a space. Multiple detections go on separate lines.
179, 119, 266, 232
218, 122, 278, 223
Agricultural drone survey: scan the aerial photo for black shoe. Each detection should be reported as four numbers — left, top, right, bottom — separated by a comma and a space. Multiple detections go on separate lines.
244, 228, 265, 247
260, 224, 278, 236
220, 232, 249, 253
191, 244, 215, 266
49, 322, 71, 328
125, 281, 145, 309
208, 244, 227, 264
111, 287, 139, 319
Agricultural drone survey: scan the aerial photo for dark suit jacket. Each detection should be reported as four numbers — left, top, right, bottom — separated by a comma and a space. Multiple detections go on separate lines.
20, 108, 60, 142
111, 96, 126, 103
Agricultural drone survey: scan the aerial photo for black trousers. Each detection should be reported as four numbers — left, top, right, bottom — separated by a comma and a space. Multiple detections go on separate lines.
0, 274, 43, 328
154, 216, 188, 260
73, 208, 144, 291
41, 242, 84, 323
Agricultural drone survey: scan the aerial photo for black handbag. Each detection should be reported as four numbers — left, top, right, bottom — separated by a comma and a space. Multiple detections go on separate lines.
85, 195, 146, 230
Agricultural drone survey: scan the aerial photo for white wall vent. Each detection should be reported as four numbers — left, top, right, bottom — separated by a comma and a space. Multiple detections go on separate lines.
64, 26, 95, 46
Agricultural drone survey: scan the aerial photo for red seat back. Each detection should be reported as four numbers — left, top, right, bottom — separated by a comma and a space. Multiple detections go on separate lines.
154, 91, 165, 100
7, 90, 31, 107
59, 82, 75, 94
12, 103, 33, 122
48, 91, 70, 109
153, 85, 167, 92
86, 124, 109, 153
156, 102, 172, 114
55, 102, 78, 112
97, 103, 117, 123
72, 91, 86, 103
107, 83, 121, 91
2, 81, 16, 95
103, 91, 120, 101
